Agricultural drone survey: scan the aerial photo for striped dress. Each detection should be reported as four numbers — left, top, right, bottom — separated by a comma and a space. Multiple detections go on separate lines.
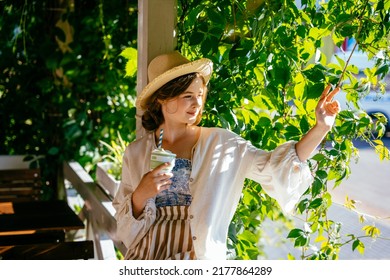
126, 159, 196, 260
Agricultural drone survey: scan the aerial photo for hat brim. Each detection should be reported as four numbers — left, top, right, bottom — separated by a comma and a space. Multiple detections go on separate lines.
136, 58, 213, 110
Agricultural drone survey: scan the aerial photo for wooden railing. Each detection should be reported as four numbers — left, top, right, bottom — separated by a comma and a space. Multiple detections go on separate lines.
63, 161, 126, 260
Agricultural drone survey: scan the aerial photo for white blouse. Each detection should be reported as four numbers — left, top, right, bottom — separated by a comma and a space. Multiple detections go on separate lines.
112, 127, 313, 260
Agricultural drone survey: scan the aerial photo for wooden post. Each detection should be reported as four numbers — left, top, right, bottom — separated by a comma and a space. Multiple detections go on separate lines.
136, 0, 177, 138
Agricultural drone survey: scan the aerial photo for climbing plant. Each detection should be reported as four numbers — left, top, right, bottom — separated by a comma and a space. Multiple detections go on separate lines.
176, 0, 390, 259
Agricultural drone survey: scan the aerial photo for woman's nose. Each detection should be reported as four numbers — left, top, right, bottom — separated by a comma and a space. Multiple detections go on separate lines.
193, 96, 202, 107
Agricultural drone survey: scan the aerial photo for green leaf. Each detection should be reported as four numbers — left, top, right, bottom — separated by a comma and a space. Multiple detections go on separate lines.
302, 66, 326, 82
295, 235, 309, 247
346, 64, 359, 74
48, 147, 59, 155
299, 116, 310, 133
201, 36, 213, 55
352, 239, 365, 255
311, 178, 323, 197
309, 198, 323, 209
206, 8, 226, 25
311, 153, 326, 162
374, 64, 389, 76
287, 228, 304, 238
384, 0, 390, 10
308, 27, 330, 40
297, 198, 310, 213
189, 32, 204, 45
316, 170, 328, 180
238, 230, 258, 243
362, 225, 381, 238
287, 253, 296, 260
373, 140, 390, 161
257, 116, 272, 127
285, 125, 301, 140
120, 47, 138, 77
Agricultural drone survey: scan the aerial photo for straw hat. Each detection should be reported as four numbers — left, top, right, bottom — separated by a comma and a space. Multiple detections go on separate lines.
136, 51, 213, 110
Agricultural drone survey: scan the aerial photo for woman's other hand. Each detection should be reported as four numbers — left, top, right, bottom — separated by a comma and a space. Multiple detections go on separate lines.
131, 163, 173, 218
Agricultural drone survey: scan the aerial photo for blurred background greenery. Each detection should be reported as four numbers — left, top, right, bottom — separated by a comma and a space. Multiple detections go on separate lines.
0, 0, 138, 199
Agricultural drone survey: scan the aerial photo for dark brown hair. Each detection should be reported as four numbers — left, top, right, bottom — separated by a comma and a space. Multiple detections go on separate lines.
141, 73, 207, 131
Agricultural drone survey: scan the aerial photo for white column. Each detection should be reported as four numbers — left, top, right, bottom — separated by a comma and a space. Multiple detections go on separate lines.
136, 0, 177, 138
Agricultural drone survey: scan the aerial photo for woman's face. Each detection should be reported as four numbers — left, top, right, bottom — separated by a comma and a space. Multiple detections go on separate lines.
160, 76, 205, 125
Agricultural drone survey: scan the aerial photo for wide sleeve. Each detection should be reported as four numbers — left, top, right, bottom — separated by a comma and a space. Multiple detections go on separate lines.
246, 140, 313, 214
112, 188, 156, 250
112, 147, 157, 250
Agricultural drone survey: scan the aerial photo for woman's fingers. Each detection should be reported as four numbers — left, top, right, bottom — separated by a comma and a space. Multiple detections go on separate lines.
325, 100, 340, 115
326, 87, 340, 102
321, 84, 332, 99
318, 84, 332, 107
151, 162, 172, 174
318, 85, 341, 116
141, 164, 173, 192
150, 164, 173, 192
319, 85, 340, 103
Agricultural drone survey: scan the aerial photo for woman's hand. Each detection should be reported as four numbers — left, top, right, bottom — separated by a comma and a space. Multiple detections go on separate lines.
315, 84, 341, 131
295, 84, 341, 162
131, 163, 173, 218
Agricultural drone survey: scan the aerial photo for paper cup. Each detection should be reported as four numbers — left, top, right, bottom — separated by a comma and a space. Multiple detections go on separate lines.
150, 148, 176, 173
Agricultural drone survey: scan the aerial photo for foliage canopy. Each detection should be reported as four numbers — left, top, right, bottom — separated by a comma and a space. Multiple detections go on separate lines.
176, 0, 390, 259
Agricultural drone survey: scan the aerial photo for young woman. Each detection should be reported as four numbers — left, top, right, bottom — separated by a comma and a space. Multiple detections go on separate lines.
112, 51, 340, 260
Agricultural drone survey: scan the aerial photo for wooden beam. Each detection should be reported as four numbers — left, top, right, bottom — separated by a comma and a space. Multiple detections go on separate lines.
136, 0, 178, 138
